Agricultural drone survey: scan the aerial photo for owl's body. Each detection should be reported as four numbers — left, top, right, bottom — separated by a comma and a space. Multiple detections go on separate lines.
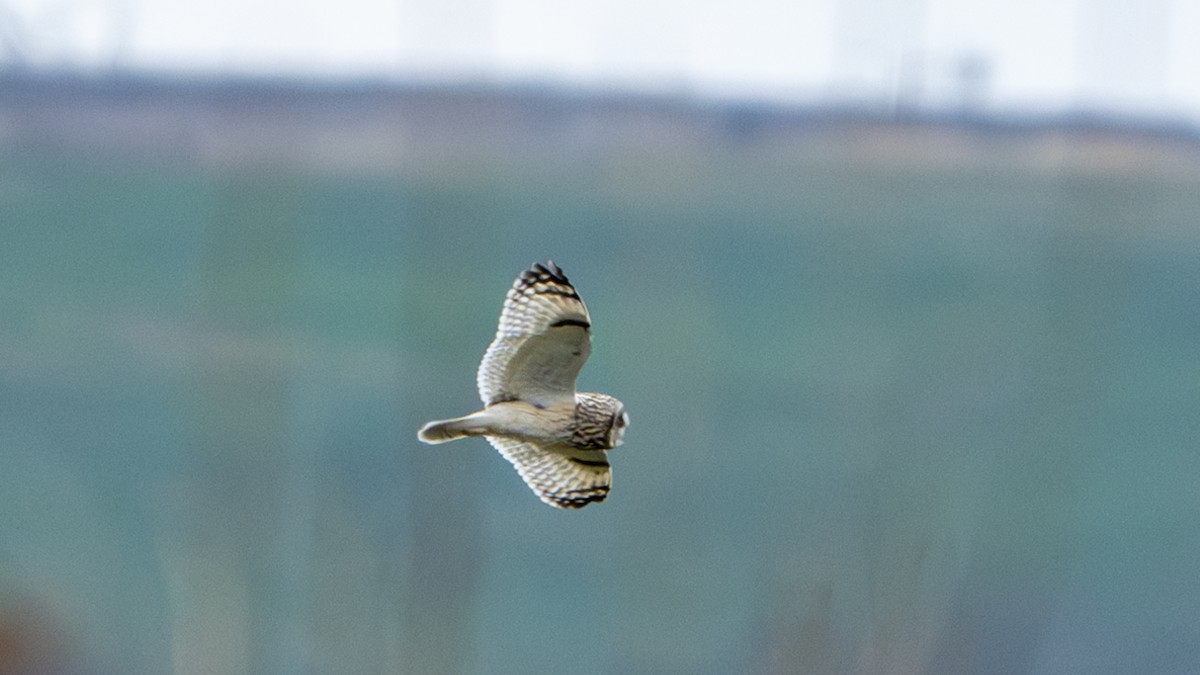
418, 261, 628, 509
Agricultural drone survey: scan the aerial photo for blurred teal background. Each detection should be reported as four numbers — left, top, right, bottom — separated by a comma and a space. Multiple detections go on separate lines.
2, 75, 1199, 674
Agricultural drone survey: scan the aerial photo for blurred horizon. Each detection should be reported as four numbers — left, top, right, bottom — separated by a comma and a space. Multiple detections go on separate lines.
6, 67, 1200, 168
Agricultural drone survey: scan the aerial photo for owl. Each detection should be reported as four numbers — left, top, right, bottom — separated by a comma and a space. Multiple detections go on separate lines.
418, 261, 629, 509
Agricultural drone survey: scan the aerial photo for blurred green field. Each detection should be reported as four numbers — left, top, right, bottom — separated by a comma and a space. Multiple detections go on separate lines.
2, 84, 1199, 674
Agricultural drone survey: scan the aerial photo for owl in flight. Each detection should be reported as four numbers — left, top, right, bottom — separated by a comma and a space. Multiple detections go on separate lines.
418, 261, 629, 509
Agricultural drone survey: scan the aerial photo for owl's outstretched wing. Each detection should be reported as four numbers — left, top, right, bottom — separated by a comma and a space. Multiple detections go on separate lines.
485, 436, 611, 509
476, 261, 591, 407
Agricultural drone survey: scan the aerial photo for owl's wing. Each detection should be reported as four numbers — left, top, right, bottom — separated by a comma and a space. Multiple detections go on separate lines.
485, 436, 611, 509
477, 261, 592, 407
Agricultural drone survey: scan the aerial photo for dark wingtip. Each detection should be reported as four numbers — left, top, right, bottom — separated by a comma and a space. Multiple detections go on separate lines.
548, 489, 609, 509
526, 260, 570, 285
513, 260, 579, 300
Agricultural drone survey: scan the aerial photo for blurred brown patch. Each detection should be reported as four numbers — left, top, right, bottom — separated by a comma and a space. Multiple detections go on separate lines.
0, 603, 66, 675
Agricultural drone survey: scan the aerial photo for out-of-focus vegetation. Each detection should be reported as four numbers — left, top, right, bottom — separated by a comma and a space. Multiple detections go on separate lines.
2, 75, 1198, 674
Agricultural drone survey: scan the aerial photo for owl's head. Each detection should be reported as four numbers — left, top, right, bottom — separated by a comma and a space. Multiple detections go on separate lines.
606, 403, 630, 448
575, 392, 629, 449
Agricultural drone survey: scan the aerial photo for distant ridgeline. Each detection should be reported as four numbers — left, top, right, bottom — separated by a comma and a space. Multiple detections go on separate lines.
1, 70, 1198, 175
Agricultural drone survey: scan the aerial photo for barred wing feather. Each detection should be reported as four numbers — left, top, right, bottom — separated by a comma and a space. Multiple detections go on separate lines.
485, 436, 611, 509
476, 261, 592, 407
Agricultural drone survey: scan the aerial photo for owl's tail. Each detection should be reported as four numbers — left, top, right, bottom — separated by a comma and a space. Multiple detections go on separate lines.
417, 413, 490, 444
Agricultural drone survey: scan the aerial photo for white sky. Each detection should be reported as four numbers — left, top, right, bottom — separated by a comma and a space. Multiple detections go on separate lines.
6, 0, 1200, 120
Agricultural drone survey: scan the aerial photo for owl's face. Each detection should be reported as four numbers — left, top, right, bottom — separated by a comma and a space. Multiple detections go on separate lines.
606, 404, 630, 448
